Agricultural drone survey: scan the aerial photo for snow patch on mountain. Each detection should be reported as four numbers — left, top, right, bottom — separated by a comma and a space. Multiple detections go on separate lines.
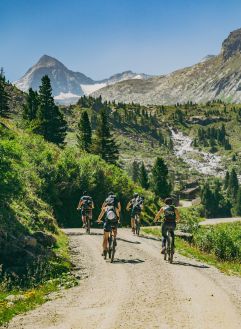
81, 83, 107, 95
54, 92, 80, 100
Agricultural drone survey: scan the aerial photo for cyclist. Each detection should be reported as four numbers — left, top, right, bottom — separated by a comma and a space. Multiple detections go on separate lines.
77, 191, 94, 228
97, 192, 121, 256
126, 193, 144, 234
154, 197, 180, 254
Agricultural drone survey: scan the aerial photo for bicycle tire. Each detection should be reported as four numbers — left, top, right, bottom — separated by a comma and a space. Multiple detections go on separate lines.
111, 238, 116, 263
168, 233, 174, 263
108, 236, 112, 259
86, 217, 90, 234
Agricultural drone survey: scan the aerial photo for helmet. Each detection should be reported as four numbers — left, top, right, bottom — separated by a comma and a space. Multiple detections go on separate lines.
108, 191, 115, 196
133, 193, 139, 198
83, 191, 87, 195
165, 197, 173, 205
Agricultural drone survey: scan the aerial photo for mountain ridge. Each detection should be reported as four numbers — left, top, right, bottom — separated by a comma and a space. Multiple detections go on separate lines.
91, 28, 241, 104
14, 55, 151, 104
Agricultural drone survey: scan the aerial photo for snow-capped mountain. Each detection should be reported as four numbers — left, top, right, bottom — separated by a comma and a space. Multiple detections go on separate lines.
14, 55, 150, 104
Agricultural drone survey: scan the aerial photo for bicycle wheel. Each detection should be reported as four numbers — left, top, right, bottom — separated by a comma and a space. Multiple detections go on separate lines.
111, 237, 116, 263
164, 237, 168, 260
108, 235, 112, 259
86, 217, 90, 234
168, 233, 174, 263
135, 215, 140, 236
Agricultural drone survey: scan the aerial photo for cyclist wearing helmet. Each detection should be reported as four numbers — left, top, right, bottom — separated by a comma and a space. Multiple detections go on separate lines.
126, 193, 143, 233
77, 191, 94, 227
97, 192, 121, 256
155, 197, 180, 254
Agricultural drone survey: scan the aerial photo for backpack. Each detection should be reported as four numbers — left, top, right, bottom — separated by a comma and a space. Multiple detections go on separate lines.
105, 205, 118, 223
105, 195, 118, 208
163, 205, 176, 222
81, 196, 93, 209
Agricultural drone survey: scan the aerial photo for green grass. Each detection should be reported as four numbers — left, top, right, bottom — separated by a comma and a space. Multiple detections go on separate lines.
141, 227, 241, 276
0, 272, 78, 326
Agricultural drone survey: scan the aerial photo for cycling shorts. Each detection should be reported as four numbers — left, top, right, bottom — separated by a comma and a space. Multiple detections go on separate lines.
103, 221, 118, 232
82, 208, 92, 218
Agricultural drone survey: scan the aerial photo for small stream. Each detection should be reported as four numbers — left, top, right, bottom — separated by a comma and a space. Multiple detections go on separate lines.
170, 129, 223, 176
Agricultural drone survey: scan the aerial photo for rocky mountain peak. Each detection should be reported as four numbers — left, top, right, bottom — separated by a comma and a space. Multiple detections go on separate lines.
36, 54, 65, 68
221, 28, 241, 60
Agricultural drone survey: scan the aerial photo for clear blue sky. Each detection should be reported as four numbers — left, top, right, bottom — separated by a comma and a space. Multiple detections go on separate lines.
1, 0, 241, 82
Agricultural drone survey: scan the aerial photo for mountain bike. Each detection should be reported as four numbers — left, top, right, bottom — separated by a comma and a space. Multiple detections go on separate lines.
134, 213, 141, 236
97, 220, 117, 263
164, 228, 174, 263
107, 226, 117, 263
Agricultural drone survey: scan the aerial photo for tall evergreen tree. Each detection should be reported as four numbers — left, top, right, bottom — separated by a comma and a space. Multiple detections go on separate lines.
224, 171, 230, 190
201, 182, 215, 218
228, 168, 239, 199
131, 160, 140, 183
0, 73, 10, 117
94, 109, 119, 164
234, 187, 241, 215
139, 161, 149, 189
77, 111, 92, 152
36, 75, 67, 145
23, 88, 39, 121
151, 157, 170, 198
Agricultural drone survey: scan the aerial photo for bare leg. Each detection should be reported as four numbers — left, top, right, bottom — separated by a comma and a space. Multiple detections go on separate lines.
82, 215, 86, 227
131, 217, 135, 233
103, 231, 109, 251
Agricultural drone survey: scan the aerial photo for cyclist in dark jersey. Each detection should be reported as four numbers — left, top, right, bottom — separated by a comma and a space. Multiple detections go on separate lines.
97, 192, 121, 256
77, 191, 94, 228
155, 197, 180, 254
126, 193, 144, 234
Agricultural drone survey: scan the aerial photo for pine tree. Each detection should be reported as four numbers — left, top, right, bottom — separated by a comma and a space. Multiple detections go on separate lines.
139, 161, 149, 189
234, 187, 241, 215
151, 157, 170, 198
23, 88, 39, 121
0, 73, 10, 117
201, 182, 216, 218
228, 168, 239, 199
224, 171, 230, 189
94, 109, 119, 164
131, 160, 140, 182
36, 75, 67, 145
77, 111, 92, 152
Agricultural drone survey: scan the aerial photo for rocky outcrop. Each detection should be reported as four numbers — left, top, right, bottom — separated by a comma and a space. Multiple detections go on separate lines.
222, 28, 241, 60
0, 229, 56, 277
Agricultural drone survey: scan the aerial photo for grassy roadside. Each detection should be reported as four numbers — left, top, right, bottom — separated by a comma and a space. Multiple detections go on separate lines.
0, 232, 78, 326
141, 227, 241, 277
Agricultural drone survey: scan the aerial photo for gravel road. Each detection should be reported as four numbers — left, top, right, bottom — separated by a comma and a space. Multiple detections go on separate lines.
5, 228, 241, 329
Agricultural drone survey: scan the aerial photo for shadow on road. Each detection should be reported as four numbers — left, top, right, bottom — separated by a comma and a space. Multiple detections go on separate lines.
139, 234, 160, 242
65, 232, 85, 236
117, 238, 141, 244
112, 258, 145, 264
172, 260, 209, 269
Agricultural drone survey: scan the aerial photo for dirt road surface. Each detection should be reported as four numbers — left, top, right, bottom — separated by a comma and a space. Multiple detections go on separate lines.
5, 228, 241, 329
199, 217, 241, 226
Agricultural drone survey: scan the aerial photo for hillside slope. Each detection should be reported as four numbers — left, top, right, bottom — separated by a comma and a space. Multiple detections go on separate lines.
92, 28, 241, 104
